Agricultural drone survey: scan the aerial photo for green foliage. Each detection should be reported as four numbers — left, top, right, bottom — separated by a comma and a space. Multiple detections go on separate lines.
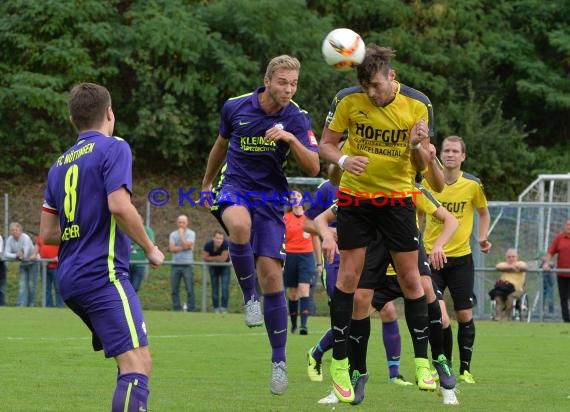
1, 0, 569, 197
437, 84, 534, 200
0, 0, 123, 174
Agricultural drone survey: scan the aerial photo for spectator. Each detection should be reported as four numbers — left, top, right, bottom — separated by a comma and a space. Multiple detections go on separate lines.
537, 250, 555, 315
202, 230, 231, 313
129, 213, 155, 293
4, 222, 37, 307
492, 248, 527, 321
0, 234, 6, 306
543, 218, 570, 322
168, 214, 196, 312
36, 235, 63, 308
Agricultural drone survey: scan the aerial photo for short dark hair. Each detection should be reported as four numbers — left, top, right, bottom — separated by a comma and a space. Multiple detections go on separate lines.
357, 44, 396, 87
68, 83, 111, 132
212, 230, 225, 237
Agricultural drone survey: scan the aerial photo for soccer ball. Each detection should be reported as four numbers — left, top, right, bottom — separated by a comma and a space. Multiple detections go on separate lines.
322, 28, 365, 71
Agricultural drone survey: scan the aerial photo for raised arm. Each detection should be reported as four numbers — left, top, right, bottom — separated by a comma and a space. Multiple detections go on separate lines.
421, 143, 444, 193
409, 120, 430, 172
320, 128, 369, 176
265, 127, 320, 176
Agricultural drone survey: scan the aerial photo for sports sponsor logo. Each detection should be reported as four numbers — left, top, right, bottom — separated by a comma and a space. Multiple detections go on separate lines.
332, 382, 352, 399
308, 129, 318, 146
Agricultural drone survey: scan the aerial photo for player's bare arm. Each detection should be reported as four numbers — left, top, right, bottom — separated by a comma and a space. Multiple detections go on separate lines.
429, 206, 459, 270
201, 136, 229, 208
108, 187, 164, 267
422, 143, 445, 193
319, 128, 368, 175
409, 119, 430, 171
313, 207, 338, 264
312, 235, 323, 274
265, 126, 320, 176
40, 211, 61, 246
477, 207, 492, 253
302, 216, 318, 236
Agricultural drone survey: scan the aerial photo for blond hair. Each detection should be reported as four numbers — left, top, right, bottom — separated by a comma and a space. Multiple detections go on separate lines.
265, 55, 300, 79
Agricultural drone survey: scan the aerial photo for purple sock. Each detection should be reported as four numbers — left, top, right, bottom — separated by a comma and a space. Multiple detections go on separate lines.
112, 373, 149, 412
300, 297, 311, 328
382, 320, 401, 378
312, 328, 333, 361
229, 241, 259, 303
264, 291, 288, 363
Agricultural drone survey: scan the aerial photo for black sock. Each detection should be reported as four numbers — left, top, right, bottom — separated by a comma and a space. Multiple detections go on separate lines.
458, 319, 475, 374
330, 286, 354, 360
443, 325, 453, 363
288, 299, 298, 329
348, 317, 370, 375
427, 300, 443, 360
300, 296, 311, 328
404, 295, 429, 359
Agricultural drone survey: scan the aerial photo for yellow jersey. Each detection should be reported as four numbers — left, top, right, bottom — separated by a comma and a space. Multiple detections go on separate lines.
326, 83, 433, 195
386, 183, 439, 275
422, 172, 488, 257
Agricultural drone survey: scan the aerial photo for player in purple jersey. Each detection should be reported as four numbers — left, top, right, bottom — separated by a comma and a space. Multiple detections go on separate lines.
202, 55, 320, 395
40, 83, 164, 412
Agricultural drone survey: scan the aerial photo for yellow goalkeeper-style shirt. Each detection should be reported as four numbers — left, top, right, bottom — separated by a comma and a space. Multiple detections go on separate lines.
326, 82, 434, 196
422, 172, 488, 257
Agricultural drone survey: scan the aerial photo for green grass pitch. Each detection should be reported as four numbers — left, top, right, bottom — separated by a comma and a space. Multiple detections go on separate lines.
1, 307, 569, 411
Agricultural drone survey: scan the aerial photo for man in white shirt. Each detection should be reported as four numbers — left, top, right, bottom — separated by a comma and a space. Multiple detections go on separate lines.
168, 215, 196, 311
4, 222, 37, 306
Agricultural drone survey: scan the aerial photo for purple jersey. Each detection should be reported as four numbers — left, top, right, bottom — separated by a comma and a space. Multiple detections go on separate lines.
305, 180, 338, 227
305, 180, 340, 296
43, 131, 133, 300
218, 87, 318, 195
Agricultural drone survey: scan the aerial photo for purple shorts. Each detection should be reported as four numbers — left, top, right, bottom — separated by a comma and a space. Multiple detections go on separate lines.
212, 185, 286, 261
65, 276, 148, 358
323, 254, 340, 297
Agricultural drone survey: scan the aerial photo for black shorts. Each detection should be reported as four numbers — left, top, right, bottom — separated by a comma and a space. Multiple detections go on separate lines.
430, 254, 475, 311
337, 196, 418, 252
358, 232, 430, 290
371, 275, 442, 311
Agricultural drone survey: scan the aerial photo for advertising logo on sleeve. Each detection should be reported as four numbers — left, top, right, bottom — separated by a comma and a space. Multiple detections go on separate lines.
308, 129, 318, 146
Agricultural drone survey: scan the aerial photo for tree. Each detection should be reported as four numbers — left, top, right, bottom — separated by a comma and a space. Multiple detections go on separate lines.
0, 0, 124, 175
0, 0, 568, 200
